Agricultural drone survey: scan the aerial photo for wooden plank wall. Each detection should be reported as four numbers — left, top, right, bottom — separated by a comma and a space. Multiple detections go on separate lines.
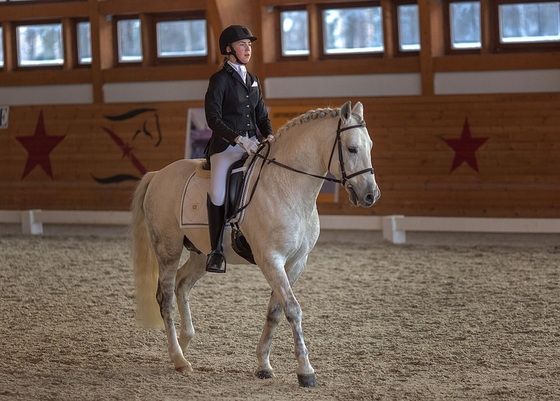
0, 102, 193, 211
1, 93, 559, 217
319, 93, 560, 218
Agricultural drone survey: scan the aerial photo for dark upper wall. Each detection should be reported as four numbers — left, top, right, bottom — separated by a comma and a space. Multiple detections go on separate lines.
1, 0, 559, 104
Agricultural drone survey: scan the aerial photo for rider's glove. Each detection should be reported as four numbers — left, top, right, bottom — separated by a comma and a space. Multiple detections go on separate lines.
237, 136, 258, 154
265, 134, 276, 143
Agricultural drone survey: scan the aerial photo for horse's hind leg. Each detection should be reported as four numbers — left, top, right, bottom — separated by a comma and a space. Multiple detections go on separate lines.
175, 251, 206, 354
154, 236, 192, 372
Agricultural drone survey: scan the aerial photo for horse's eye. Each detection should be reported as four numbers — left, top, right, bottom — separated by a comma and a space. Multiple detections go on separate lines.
348, 146, 357, 154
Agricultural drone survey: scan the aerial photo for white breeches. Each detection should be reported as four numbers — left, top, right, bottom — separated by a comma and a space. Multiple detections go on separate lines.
209, 144, 247, 206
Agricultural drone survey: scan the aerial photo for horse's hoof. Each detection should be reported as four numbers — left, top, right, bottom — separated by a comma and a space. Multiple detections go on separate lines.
175, 362, 193, 373
297, 373, 317, 387
255, 369, 275, 379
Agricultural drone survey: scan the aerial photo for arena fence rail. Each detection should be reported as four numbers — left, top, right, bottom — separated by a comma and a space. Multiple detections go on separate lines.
1, 210, 559, 243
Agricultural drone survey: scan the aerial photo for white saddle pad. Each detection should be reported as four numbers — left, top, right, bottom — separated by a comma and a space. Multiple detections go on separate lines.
179, 160, 255, 229
180, 169, 210, 228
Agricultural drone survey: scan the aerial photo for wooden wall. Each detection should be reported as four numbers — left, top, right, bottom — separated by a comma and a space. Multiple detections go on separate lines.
0, 102, 193, 211
2, 93, 559, 217
1, 0, 558, 218
318, 93, 560, 218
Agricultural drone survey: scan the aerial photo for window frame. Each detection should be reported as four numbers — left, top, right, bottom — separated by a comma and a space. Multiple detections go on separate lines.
112, 15, 143, 67
392, 0, 421, 57
492, 0, 560, 53
317, 1, 385, 60
443, 0, 482, 55
151, 11, 208, 66
72, 17, 91, 68
275, 5, 310, 62
11, 19, 65, 70
0, 24, 4, 69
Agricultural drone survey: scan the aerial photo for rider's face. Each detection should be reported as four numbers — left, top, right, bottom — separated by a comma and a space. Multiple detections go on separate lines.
229, 39, 252, 64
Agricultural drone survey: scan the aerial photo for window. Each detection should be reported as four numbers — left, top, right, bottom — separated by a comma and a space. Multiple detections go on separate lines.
154, 14, 207, 61
397, 3, 420, 52
116, 17, 142, 63
450, 1, 481, 50
444, 0, 559, 53
16, 22, 64, 67
76, 20, 91, 65
0, 26, 3, 68
280, 8, 309, 57
320, 3, 384, 56
499, 1, 560, 44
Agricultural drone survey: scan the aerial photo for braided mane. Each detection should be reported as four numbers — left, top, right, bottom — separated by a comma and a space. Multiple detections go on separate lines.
275, 107, 341, 138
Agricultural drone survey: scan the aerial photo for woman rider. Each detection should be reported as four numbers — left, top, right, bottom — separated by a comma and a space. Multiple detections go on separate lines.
204, 25, 274, 273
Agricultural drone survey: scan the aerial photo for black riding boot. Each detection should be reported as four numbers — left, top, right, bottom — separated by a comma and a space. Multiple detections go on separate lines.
206, 195, 226, 273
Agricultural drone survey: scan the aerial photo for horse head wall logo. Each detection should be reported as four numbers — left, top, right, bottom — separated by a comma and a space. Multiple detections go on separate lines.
93, 108, 162, 184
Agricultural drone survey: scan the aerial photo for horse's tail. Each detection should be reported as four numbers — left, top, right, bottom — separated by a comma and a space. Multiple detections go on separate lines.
130, 171, 164, 329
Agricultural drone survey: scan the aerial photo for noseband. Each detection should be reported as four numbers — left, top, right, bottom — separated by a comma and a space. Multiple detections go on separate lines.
255, 117, 374, 187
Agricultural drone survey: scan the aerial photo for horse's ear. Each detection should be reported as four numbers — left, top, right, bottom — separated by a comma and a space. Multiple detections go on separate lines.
340, 101, 352, 123
352, 101, 364, 119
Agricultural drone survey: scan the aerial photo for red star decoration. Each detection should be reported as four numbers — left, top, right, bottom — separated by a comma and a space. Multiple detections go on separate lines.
16, 110, 66, 180
443, 118, 488, 173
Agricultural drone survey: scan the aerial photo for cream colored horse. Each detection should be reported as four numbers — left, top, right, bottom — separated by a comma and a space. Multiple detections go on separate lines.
131, 101, 380, 387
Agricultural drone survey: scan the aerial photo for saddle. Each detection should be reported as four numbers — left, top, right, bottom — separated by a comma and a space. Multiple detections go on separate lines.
198, 156, 256, 264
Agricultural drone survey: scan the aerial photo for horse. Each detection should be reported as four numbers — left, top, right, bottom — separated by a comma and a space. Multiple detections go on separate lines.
131, 100, 381, 387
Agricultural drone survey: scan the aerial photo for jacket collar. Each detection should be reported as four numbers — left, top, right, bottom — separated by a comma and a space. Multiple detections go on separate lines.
224, 62, 250, 87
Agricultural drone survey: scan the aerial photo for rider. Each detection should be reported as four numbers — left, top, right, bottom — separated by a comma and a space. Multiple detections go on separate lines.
204, 25, 274, 273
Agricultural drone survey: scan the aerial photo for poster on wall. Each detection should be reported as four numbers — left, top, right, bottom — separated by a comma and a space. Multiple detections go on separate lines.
184, 106, 337, 201
185, 108, 211, 159
0, 106, 9, 129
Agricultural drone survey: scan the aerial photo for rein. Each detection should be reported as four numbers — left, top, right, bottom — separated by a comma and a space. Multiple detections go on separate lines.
255, 118, 374, 187
230, 116, 373, 219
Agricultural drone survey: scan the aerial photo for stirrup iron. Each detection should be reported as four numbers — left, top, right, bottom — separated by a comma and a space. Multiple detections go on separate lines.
206, 251, 226, 273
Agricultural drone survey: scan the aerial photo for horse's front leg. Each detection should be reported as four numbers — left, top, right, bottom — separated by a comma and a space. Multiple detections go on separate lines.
255, 293, 282, 379
257, 260, 316, 387
255, 258, 307, 381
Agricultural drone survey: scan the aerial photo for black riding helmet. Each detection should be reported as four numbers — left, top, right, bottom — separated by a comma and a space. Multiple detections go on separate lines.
219, 25, 257, 55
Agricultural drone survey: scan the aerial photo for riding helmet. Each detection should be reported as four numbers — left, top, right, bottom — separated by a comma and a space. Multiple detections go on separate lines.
219, 25, 257, 55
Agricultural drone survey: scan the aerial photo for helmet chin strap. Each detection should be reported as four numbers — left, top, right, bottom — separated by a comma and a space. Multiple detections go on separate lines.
227, 46, 246, 65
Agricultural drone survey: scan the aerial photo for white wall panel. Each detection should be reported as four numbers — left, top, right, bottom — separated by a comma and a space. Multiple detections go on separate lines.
435, 69, 560, 95
2, 70, 557, 106
0, 84, 93, 106
103, 80, 207, 103
264, 73, 422, 99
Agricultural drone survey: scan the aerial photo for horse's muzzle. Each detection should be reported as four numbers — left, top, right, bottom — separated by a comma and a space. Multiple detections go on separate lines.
347, 185, 380, 208
368, 187, 381, 206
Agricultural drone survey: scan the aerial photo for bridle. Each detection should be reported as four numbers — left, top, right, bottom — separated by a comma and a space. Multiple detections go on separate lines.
328, 119, 374, 188
231, 116, 374, 218
255, 117, 374, 189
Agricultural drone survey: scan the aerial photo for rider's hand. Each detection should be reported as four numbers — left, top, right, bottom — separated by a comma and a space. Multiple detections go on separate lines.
237, 136, 258, 154
265, 134, 275, 143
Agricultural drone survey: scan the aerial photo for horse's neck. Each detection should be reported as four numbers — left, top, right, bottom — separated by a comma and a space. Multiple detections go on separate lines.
254, 118, 335, 211
272, 117, 334, 176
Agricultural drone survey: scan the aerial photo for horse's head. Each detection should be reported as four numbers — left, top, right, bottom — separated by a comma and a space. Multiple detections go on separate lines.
332, 101, 380, 208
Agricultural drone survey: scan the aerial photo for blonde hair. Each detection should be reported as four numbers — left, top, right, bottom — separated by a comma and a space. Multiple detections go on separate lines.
217, 56, 229, 71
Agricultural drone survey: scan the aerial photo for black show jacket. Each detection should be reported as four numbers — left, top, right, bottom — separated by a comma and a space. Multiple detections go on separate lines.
204, 63, 274, 158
